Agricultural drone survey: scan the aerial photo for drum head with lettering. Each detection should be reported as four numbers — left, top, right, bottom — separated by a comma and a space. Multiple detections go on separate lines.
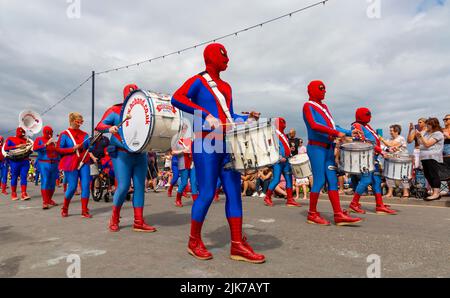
119, 90, 154, 153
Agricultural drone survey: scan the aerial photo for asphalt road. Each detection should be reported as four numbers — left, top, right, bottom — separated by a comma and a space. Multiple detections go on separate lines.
0, 184, 449, 278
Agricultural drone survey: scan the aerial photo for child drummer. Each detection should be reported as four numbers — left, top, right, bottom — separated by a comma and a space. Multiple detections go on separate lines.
348, 107, 397, 215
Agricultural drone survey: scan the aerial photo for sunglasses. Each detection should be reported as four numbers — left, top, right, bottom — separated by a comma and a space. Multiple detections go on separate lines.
444, 118, 450, 121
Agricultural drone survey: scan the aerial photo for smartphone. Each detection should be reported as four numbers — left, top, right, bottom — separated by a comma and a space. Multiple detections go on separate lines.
414, 124, 419, 131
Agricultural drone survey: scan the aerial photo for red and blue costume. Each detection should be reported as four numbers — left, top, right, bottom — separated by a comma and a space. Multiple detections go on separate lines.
302, 80, 362, 226
264, 118, 301, 207
172, 43, 265, 263
0, 136, 9, 195
33, 126, 59, 209
174, 137, 198, 207
348, 108, 397, 215
56, 127, 92, 218
4, 127, 31, 201
96, 84, 156, 233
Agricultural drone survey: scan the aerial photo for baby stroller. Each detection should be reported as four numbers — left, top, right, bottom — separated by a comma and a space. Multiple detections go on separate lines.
410, 168, 428, 199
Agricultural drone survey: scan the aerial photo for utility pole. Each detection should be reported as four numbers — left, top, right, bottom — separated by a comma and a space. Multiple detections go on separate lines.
91, 70, 95, 135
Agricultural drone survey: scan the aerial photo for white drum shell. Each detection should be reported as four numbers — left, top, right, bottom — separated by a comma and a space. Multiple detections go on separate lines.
226, 120, 280, 171
289, 154, 312, 178
120, 90, 183, 153
339, 142, 374, 174
382, 157, 412, 180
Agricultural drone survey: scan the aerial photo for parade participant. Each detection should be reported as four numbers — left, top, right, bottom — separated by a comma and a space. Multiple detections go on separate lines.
56, 112, 96, 218
167, 153, 179, 197
172, 128, 198, 207
100, 148, 115, 193
96, 83, 156, 233
264, 118, 301, 207
172, 43, 265, 263
0, 136, 7, 195
302, 80, 362, 226
4, 127, 31, 201
33, 126, 60, 209
348, 108, 397, 215
33, 126, 59, 209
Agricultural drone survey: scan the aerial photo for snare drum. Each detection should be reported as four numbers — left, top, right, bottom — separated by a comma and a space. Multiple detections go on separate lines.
382, 155, 413, 181
90, 163, 99, 176
119, 90, 183, 153
289, 154, 312, 178
339, 142, 374, 174
225, 119, 280, 171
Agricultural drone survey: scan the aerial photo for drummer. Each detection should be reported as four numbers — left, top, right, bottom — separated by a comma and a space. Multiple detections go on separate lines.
4, 127, 31, 201
302, 80, 362, 226
263, 118, 301, 207
171, 43, 265, 263
348, 108, 397, 215
96, 84, 156, 233
33, 126, 60, 209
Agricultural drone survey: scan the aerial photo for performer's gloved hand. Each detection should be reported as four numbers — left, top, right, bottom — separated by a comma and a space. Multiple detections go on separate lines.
46, 138, 55, 146
109, 126, 119, 134
351, 129, 363, 138
73, 143, 83, 152
17, 143, 27, 148
205, 114, 220, 130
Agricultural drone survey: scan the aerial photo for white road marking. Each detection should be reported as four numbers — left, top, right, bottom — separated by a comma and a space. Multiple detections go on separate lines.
18, 206, 41, 210
338, 200, 450, 209
31, 249, 107, 269
259, 218, 275, 223
242, 224, 255, 228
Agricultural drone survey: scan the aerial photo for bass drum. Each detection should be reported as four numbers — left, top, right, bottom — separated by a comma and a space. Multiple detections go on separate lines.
119, 89, 183, 153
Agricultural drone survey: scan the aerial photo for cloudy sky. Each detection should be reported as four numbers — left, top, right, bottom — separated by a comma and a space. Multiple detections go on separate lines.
0, 0, 449, 140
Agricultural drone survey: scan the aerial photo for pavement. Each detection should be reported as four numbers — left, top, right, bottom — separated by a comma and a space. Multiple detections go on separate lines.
0, 184, 449, 278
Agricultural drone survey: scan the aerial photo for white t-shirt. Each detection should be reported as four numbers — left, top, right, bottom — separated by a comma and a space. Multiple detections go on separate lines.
419, 131, 444, 163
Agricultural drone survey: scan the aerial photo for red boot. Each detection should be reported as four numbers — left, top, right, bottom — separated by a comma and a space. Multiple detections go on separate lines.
11, 186, 18, 201
167, 185, 173, 197
1, 183, 8, 195
41, 189, 49, 210
349, 193, 366, 214
334, 211, 363, 226
187, 220, 213, 260
61, 198, 70, 217
214, 189, 220, 201
228, 217, 265, 264
264, 190, 273, 206
375, 193, 397, 215
21, 185, 30, 200
306, 211, 331, 225
192, 194, 198, 201
175, 192, 183, 207
63, 183, 67, 193
109, 205, 121, 232
328, 190, 362, 226
133, 207, 156, 232
48, 189, 57, 206
286, 188, 301, 207
81, 198, 92, 218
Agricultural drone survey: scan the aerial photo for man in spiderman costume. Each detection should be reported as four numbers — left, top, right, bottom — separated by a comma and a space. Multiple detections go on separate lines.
33, 126, 60, 209
172, 134, 198, 207
264, 117, 301, 207
56, 113, 95, 218
172, 43, 265, 263
302, 80, 362, 226
348, 107, 397, 215
96, 84, 156, 233
4, 127, 31, 200
167, 154, 179, 197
